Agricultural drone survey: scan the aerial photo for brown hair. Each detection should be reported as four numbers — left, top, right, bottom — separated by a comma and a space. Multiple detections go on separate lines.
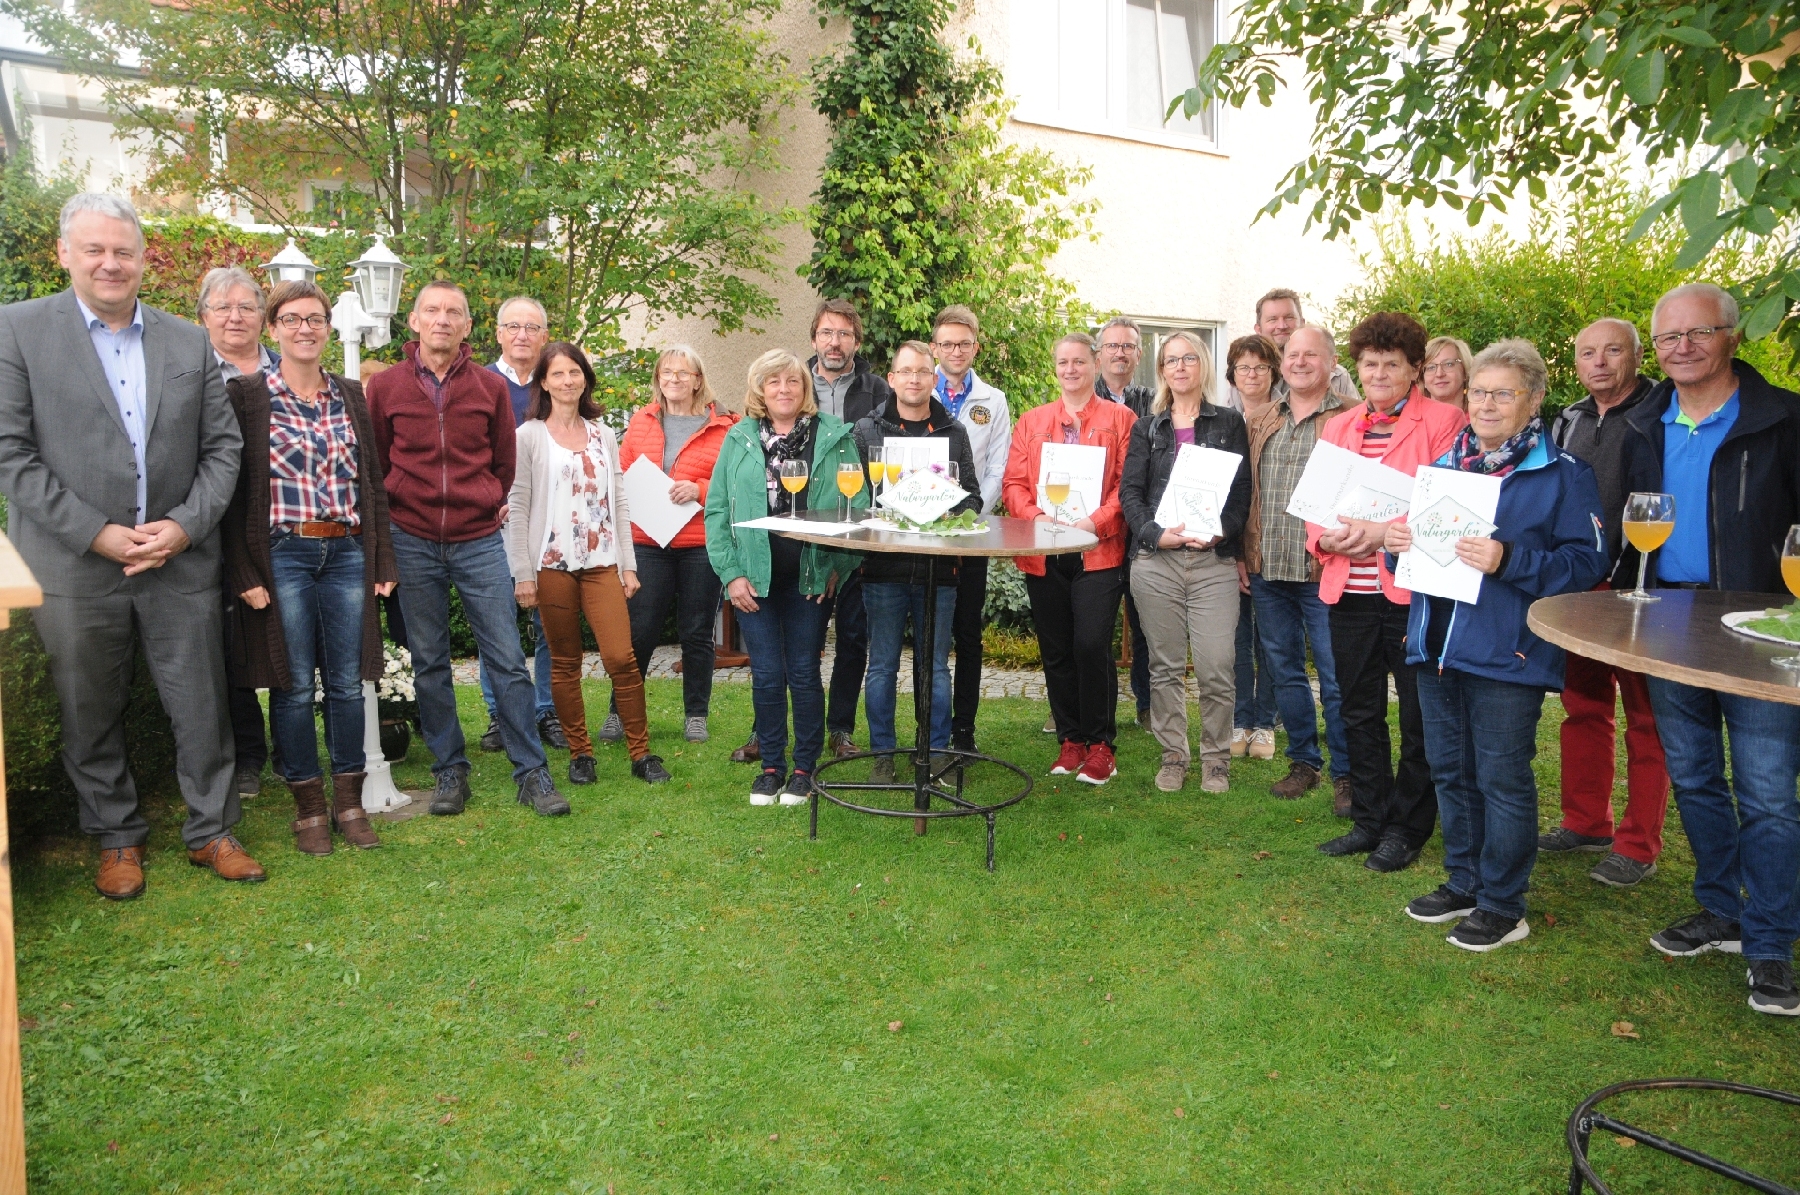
1225, 333, 1280, 387
1346, 312, 1429, 368
933, 304, 981, 339
1255, 287, 1304, 324
1055, 331, 1098, 356
810, 298, 864, 343
892, 340, 935, 367
266, 280, 333, 325
526, 342, 603, 420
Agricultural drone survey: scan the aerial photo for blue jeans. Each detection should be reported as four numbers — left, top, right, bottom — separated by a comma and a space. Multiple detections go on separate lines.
1234, 587, 1277, 730
863, 582, 956, 753
1250, 575, 1348, 777
1416, 668, 1546, 921
479, 608, 554, 721
391, 527, 546, 782
1646, 678, 1800, 961
268, 533, 367, 782
734, 578, 830, 776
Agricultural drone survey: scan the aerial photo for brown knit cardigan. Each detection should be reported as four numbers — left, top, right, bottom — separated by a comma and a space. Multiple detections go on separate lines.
221, 371, 400, 691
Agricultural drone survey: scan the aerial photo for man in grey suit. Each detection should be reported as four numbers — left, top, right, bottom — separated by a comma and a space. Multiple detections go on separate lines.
0, 193, 266, 899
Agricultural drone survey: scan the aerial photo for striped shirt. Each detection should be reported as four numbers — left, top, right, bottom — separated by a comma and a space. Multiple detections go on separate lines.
1344, 421, 1395, 593
266, 370, 360, 529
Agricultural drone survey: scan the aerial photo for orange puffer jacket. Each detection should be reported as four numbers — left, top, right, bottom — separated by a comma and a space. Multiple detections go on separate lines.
618, 401, 739, 549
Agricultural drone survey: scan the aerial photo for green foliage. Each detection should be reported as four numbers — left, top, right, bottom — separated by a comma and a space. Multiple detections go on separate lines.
1183, 0, 1800, 361
0, 148, 76, 305
804, 0, 1098, 411
981, 556, 1033, 632
1334, 188, 1800, 414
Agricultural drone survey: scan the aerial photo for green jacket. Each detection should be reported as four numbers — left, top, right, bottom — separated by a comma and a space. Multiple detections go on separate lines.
705, 412, 867, 597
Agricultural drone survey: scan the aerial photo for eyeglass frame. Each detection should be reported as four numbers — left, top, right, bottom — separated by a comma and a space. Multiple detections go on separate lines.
273, 312, 331, 330
498, 321, 547, 336
1649, 326, 1728, 351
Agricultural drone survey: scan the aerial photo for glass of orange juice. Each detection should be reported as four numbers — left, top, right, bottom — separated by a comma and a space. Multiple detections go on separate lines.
1777, 524, 1800, 670
1044, 470, 1072, 533
865, 446, 884, 500
779, 459, 808, 508
1620, 492, 1675, 603
837, 461, 864, 520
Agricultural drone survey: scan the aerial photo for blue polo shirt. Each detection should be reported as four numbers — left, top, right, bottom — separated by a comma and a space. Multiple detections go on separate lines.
1656, 389, 1738, 583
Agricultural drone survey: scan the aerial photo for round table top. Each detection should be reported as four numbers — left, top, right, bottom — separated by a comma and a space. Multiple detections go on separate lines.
768, 510, 1098, 558
1527, 589, 1800, 705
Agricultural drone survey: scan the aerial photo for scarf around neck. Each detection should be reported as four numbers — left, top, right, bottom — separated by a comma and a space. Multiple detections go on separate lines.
759, 415, 816, 515
1356, 395, 1407, 433
1452, 415, 1545, 477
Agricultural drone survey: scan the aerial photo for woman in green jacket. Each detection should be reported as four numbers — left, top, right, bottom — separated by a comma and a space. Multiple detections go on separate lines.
706, 348, 867, 805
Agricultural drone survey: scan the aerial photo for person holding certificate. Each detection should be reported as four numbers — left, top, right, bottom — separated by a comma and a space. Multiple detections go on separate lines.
1002, 332, 1137, 786
613, 346, 738, 746
1118, 332, 1252, 793
1309, 313, 1466, 874
1385, 339, 1605, 951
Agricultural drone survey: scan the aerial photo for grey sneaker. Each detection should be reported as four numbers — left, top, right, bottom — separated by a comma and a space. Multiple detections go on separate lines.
1155, 761, 1187, 792
429, 764, 472, 816
1589, 852, 1657, 888
1538, 826, 1612, 853
684, 717, 709, 743
516, 767, 571, 816
1650, 909, 1742, 957
1747, 960, 1800, 1016
597, 712, 625, 743
1200, 760, 1230, 793
234, 765, 263, 797
1042, 715, 1057, 734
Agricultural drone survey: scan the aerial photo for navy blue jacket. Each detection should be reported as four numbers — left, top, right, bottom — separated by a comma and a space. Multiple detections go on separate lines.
1402, 438, 1608, 690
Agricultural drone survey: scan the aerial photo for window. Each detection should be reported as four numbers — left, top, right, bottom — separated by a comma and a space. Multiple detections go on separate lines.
1012, 0, 1219, 148
304, 180, 379, 227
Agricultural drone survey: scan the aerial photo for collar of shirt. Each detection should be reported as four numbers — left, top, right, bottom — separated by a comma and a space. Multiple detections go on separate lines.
215, 345, 275, 380
1664, 388, 1740, 432
76, 294, 143, 336
493, 357, 530, 386
935, 368, 974, 416
1276, 389, 1344, 424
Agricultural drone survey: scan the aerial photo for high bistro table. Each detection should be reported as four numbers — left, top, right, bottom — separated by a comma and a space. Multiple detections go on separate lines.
1527, 589, 1800, 705
771, 510, 1098, 870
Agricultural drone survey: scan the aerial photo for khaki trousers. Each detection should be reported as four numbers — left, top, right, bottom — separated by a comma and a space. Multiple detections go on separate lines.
536, 566, 650, 759
1129, 548, 1239, 767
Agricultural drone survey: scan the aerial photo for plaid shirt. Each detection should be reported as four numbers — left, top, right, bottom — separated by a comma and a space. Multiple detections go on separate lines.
1257, 392, 1344, 582
266, 370, 360, 529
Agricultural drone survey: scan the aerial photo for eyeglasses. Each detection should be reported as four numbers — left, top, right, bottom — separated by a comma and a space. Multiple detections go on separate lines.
1649, 327, 1725, 351
274, 313, 329, 330
892, 368, 936, 379
1468, 387, 1529, 406
1162, 354, 1200, 368
932, 339, 976, 352
1100, 341, 1139, 354
816, 328, 857, 342
1422, 360, 1463, 374
1233, 363, 1271, 377
208, 303, 262, 318
499, 322, 546, 335
659, 370, 696, 383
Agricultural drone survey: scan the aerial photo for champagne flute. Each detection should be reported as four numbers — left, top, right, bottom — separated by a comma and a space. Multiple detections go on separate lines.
884, 452, 904, 488
1776, 524, 1800, 670
1044, 470, 1071, 535
866, 446, 884, 503
1619, 492, 1675, 603
837, 461, 864, 521
779, 459, 809, 513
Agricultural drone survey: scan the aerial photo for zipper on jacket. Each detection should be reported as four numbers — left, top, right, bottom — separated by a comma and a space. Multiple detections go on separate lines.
1436, 600, 1459, 674
1738, 450, 1747, 512
438, 408, 449, 541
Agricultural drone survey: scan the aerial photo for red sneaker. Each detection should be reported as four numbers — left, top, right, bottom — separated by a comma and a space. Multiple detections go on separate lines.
1050, 740, 1088, 776
1077, 743, 1117, 786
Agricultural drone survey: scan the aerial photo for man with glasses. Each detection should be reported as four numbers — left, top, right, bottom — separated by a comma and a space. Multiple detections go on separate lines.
1253, 287, 1360, 405
476, 296, 564, 755
1540, 319, 1669, 889
929, 305, 1012, 752
1615, 282, 1800, 1016
1092, 316, 1156, 726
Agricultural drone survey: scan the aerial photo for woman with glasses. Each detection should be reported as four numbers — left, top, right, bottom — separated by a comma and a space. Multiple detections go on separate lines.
1120, 332, 1253, 793
223, 280, 399, 855
1310, 312, 1467, 874
1422, 336, 1473, 410
1223, 334, 1282, 763
1388, 339, 1606, 951
608, 346, 738, 746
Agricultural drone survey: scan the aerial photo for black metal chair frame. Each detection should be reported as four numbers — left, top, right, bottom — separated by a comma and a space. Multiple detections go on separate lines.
1567, 1078, 1800, 1195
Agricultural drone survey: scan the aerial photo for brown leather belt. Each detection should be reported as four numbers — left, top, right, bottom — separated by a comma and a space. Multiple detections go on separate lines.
290, 521, 361, 538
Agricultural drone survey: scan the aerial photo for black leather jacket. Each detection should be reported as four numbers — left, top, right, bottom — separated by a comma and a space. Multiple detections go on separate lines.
1118, 402, 1253, 559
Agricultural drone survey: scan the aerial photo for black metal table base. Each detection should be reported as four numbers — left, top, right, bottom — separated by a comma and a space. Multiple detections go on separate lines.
1567, 1078, 1800, 1195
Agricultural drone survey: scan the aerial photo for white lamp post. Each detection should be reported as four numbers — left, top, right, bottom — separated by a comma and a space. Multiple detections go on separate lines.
263, 237, 320, 285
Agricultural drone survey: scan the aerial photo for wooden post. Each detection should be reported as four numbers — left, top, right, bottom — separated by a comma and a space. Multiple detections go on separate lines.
0, 535, 43, 1193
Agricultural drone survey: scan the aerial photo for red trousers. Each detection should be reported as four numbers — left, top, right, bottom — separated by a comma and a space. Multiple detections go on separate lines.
1558, 649, 1669, 863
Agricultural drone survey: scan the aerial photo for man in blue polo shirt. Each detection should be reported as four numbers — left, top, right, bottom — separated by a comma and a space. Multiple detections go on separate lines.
1616, 282, 1800, 1017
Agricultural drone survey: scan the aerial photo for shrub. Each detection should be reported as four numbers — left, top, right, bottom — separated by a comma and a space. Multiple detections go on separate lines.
982, 558, 1032, 632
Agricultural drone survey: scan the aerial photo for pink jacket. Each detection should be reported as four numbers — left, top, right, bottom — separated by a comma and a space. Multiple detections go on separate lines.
1307, 393, 1468, 604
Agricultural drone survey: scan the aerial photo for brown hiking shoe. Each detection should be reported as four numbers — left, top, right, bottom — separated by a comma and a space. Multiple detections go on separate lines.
1270, 761, 1320, 800
188, 835, 267, 883
729, 733, 760, 764
331, 772, 382, 850
288, 776, 332, 856
829, 731, 859, 760
95, 845, 146, 901
1333, 775, 1354, 819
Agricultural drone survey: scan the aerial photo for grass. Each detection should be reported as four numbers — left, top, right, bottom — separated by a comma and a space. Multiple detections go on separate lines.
12, 678, 1800, 1193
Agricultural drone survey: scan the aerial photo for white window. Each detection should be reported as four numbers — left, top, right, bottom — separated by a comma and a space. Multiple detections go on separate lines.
1012, 0, 1219, 149
1132, 321, 1222, 390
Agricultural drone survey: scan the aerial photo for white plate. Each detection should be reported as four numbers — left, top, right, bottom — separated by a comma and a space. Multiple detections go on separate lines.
1721, 610, 1800, 646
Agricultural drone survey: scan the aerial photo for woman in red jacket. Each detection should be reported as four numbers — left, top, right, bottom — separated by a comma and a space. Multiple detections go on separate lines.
605, 346, 739, 746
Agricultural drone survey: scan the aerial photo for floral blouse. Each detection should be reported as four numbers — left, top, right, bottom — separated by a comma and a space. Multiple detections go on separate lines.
539, 420, 616, 572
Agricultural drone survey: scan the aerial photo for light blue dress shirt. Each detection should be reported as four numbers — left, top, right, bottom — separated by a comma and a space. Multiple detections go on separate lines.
1656, 388, 1739, 584
77, 295, 148, 524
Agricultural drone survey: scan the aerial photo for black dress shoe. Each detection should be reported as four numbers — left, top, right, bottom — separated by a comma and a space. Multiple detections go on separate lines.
538, 713, 569, 750
479, 718, 504, 752
1318, 826, 1382, 857
1365, 836, 1421, 872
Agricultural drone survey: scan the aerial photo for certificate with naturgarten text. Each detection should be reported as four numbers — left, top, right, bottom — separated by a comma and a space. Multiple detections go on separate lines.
1152, 443, 1242, 540
1394, 466, 1501, 603
1286, 439, 1416, 527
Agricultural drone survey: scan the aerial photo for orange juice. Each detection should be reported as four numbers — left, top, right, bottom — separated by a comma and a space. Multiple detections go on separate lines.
780, 474, 808, 494
1784, 555, 1800, 600
885, 461, 904, 484
867, 461, 882, 487
1623, 520, 1673, 552
837, 469, 863, 498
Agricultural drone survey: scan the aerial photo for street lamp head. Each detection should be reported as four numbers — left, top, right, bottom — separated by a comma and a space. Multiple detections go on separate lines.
264, 237, 319, 285
350, 235, 409, 319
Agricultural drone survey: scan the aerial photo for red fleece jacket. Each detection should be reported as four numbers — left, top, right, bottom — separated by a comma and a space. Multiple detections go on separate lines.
366, 341, 515, 543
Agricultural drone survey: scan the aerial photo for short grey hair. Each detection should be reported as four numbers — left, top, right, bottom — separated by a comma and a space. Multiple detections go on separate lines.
1652, 283, 1740, 332
1469, 338, 1550, 397
1098, 316, 1142, 341
496, 295, 548, 326
1289, 322, 1336, 358
196, 267, 265, 321
59, 192, 143, 244
1576, 318, 1641, 357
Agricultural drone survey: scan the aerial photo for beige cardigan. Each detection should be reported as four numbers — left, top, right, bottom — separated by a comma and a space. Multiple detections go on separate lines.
505, 418, 637, 582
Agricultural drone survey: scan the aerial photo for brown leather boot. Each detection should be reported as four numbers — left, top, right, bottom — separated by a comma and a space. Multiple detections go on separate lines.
330, 772, 381, 849
188, 835, 267, 882
95, 845, 146, 901
1333, 775, 1355, 819
288, 776, 332, 856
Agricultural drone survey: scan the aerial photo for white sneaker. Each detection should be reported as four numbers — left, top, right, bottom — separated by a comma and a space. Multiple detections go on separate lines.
1230, 728, 1250, 757
1249, 728, 1276, 760
749, 770, 783, 806
778, 773, 812, 806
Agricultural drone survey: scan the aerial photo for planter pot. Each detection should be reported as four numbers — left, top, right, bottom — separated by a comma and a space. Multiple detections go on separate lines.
379, 719, 412, 762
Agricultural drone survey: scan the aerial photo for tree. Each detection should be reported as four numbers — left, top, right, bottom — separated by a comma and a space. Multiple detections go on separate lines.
804, 0, 1097, 410
1179, 1, 1800, 355
5, 0, 798, 350
0, 139, 77, 305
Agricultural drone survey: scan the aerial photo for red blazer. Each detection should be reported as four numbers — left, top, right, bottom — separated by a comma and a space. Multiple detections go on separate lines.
1002, 394, 1136, 574
618, 400, 739, 549
1306, 391, 1468, 604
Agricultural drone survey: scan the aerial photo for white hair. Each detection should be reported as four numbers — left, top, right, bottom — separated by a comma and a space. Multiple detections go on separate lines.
1578, 317, 1641, 357
59, 192, 143, 244
496, 295, 548, 325
1653, 283, 1739, 332
196, 267, 264, 321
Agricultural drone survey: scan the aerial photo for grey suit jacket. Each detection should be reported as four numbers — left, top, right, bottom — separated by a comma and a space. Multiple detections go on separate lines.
0, 289, 242, 596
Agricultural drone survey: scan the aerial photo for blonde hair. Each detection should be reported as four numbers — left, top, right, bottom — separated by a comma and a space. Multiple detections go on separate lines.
652, 344, 717, 410
744, 348, 817, 420
1152, 330, 1218, 414
1424, 336, 1474, 387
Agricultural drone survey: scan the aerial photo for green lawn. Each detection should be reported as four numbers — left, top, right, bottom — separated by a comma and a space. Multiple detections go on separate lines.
13, 679, 1799, 1193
